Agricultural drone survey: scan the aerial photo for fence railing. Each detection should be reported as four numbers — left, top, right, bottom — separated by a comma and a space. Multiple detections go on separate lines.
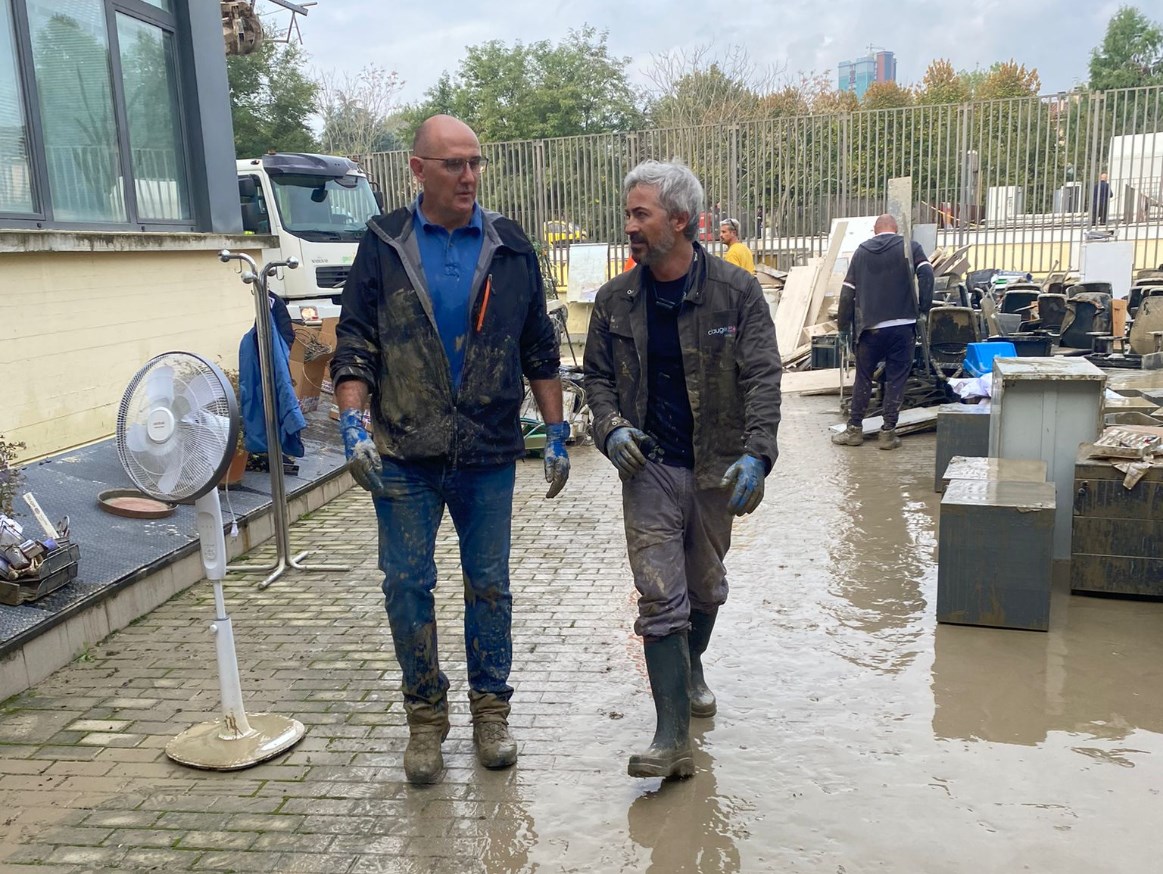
356, 85, 1163, 276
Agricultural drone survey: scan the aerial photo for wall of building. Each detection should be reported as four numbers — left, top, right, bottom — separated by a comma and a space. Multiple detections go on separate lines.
1, 233, 271, 461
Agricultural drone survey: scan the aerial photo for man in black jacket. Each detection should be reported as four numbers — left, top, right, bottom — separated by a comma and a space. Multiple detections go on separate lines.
585, 160, 782, 780
330, 115, 570, 784
832, 214, 934, 449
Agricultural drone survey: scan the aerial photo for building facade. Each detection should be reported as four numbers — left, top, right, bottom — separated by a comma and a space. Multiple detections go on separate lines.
838, 50, 897, 100
1, 0, 270, 461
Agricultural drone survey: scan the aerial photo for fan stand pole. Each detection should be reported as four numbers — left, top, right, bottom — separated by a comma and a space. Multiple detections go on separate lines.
165, 492, 305, 770
219, 251, 350, 589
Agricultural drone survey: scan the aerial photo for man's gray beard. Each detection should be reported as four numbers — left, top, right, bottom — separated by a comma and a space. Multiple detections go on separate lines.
638, 228, 677, 266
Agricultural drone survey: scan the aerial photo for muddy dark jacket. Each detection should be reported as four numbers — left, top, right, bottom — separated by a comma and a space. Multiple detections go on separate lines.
331, 204, 559, 466
837, 233, 934, 339
583, 245, 783, 489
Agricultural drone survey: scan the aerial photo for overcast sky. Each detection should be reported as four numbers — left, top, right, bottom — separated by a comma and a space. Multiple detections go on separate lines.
286, 0, 1130, 107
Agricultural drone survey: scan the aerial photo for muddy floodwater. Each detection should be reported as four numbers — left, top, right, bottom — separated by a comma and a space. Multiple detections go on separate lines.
1, 392, 1161, 873
515, 394, 1163, 873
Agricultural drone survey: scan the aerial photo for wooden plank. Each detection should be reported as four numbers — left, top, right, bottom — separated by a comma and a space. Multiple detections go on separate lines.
782, 369, 854, 395
775, 262, 819, 357
829, 405, 942, 436
806, 220, 848, 329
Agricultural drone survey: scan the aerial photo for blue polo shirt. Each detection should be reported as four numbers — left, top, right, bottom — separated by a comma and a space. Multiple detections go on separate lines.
413, 197, 484, 389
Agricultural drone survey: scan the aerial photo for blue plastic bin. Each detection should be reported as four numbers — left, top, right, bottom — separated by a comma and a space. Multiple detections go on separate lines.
963, 341, 1017, 377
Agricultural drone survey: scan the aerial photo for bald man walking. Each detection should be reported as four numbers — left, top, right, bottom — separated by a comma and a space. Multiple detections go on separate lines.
832, 214, 934, 449
332, 115, 570, 784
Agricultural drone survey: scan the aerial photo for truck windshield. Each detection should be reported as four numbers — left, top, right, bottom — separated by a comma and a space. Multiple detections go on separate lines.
269, 173, 379, 242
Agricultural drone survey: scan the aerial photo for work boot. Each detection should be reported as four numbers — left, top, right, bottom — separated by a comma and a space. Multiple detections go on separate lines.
878, 428, 902, 450
628, 632, 694, 780
469, 691, 517, 769
831, 424, 864, 446
403, 700, 450, 785
688, 611, 717, 718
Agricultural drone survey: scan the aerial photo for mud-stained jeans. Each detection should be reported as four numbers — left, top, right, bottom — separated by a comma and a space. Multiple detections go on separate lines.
622, 461, 734, 639
372, 458, 516, 707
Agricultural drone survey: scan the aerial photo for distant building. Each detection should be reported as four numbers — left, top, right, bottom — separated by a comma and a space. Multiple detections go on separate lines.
838, 50, 897, 99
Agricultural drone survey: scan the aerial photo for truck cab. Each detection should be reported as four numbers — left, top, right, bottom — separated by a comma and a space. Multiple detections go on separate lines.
237, 152, 382, 319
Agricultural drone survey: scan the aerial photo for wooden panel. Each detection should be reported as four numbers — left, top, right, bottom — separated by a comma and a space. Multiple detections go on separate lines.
1070, 554, 1163, 598
1071, 516, 1163, 558
1072, 478, 1163, 518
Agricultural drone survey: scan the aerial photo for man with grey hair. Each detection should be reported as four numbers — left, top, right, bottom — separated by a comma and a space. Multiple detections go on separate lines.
584, 160, 783, 780
719, 218, 755, 274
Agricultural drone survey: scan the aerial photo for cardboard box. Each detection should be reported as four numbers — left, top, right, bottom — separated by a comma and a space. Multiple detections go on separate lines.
288, 356, 328, 413
289, 318, 338, 413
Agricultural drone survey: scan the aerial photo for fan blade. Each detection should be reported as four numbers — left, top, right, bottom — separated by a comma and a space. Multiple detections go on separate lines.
126, 423, 152, 454
181, 372, 220, 413
146, 365, 175, 406
157, 449, 185, 496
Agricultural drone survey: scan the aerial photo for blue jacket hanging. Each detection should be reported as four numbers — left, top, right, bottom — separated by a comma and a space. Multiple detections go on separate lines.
239, 306, 307, 458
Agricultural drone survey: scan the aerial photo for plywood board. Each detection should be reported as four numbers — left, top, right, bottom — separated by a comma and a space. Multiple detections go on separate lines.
806, 220, 848, 330
566, 243, 610, 303
775, 261, 819, 357
829, 405, 942, 436
782, 369, 854, 395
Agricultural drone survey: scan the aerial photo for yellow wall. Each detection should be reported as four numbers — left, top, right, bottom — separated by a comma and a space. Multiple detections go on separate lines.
3, 248, 263, 462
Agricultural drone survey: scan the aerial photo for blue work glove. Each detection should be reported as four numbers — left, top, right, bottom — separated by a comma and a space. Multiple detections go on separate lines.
605, 426, 656, 478
543, 421, 571, 498
339, 408, 383, 494
720, 454, 766, 516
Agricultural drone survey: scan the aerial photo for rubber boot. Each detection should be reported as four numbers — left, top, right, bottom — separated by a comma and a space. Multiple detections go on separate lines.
832, 424, 864, 446
688, 611, 717, 718
403, 700, 449, 785
628, 632, 694, 779
469, 691, 517, 769
878, 428, 902, 450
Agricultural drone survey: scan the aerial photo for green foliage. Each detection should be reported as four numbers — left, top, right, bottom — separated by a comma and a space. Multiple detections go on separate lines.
400, 26, 643, 143
649, 63, 760, 128
1089, 5, 1163, 90
227, 35, 319, 158
976, 61, 1041, 100
917, 60, 970, 105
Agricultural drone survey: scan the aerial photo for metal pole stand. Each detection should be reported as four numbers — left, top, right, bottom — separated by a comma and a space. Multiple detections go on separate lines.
218, 250, 350, 589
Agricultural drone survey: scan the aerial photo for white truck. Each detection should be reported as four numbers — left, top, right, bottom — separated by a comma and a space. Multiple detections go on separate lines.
237, 152, 383, 319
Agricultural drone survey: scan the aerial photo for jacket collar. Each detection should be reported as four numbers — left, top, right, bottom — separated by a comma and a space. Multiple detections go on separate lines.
366, 203, 533, 255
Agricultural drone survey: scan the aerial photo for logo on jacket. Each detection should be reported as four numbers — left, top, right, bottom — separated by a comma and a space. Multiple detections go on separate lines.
707, 325, 737, 337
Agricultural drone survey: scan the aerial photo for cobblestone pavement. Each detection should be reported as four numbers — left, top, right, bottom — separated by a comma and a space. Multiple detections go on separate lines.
2, 394, 1162, 873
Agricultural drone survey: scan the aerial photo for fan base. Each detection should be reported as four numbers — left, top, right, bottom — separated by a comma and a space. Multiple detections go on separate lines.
165, 713, 305, 770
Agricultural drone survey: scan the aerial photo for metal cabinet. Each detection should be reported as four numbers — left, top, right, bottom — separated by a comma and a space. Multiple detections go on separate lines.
989, 358, 1106, 559
1071, 452, 1163, 597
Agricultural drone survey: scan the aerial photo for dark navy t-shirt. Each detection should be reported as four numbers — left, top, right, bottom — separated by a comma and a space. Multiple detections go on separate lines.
645, 274, 694, 469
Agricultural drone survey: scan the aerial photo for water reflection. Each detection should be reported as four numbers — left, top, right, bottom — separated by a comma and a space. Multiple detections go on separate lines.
823, 447, 933, 674
931, 588, 1163, 747
627, 731, 745, 873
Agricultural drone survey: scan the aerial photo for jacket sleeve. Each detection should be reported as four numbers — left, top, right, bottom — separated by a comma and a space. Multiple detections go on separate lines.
736, 279, 783, 470
330, 232, 381, 392
582, 288, 633, 456
518, 252, 561, 381
913, 241, 935, 313
837, 250, 860, 333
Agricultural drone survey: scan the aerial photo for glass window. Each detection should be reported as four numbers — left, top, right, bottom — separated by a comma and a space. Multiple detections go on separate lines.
140, 0, 173, 12
116, 13, 189, 221
27, 0, 125, 222
0, 0, 34, 214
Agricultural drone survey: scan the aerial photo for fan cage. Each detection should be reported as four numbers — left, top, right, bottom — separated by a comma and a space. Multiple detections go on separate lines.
116, 352, 240, 502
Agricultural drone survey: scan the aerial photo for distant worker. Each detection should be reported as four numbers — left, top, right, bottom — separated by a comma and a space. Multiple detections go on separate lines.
831, 214, 934, 450
718, 219, 755, 274
1092, 172, 1111, 225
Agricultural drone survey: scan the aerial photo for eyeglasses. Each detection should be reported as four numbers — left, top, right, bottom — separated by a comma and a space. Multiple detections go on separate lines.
415, 155, 489, 174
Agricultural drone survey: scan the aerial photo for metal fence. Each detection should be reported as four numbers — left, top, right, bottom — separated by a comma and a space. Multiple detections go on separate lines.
356, 85, 1163, 276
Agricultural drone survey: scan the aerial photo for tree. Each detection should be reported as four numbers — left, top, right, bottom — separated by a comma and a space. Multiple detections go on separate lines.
316, 64, 404, 157
400, 26, 643, 144
861, 81, 915, 109
645, 43, 782, 128
227, 34, 318, 158
917, 59, 970, 104
976, 60, 1041, 100
1089, 6, 1163, 90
